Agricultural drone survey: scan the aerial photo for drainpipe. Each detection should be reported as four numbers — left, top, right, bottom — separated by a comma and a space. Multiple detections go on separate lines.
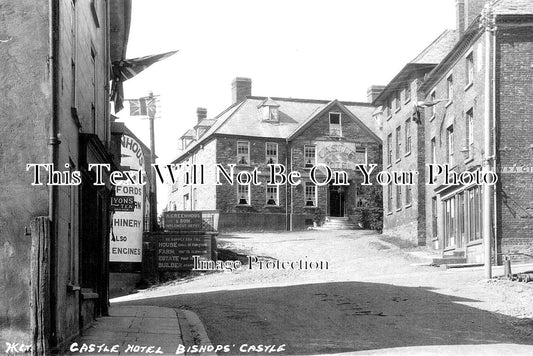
482, 4, 496, 279
48, 0, 60, 345
492, 18, 498, 267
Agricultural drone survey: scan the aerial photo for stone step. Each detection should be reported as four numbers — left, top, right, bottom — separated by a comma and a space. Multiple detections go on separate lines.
431, 257, 467, 265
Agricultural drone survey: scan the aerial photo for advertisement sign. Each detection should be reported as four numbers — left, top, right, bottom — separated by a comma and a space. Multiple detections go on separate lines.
163, 211, 203, 231
155, 233, 212, 271
110, 135, 145, 262
316, 141, 365, 170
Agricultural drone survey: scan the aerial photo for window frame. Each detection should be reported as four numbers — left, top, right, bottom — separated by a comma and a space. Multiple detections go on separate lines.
465, 108, 474, 160
265, 185, 279, 206
304, 182, 317, 207
405, 118, 411, 155
447, 125, 454, 167
237, 184, 251, 205
395, 125, 402, 161
304, 145, 316, 169
265, 142, 278, 165
237, 141, 250, 166
466, 51, 474, 88
329, 112, 342, 137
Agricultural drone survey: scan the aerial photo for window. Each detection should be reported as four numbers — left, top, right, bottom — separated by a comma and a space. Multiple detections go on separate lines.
387, 134, 392, 166
384, 100, 391, 118
447, 75, 453, 101
396, 184, 402, 210
431, 137, 437, 164
465, 108, 473, 159
266, 142, 278, 164
91, 47, 97, 133
237, 141, 250, 165
394, 91, 401, 111
329, 113, 341, 136
266, 185, 278, 205
304, 145, 316, 168
304, 182, 317, 207
237, 184, 250, 205
71, 59, 77, 108
395, 126, 401, 160
444, 196, 456, 248
430, 91, 436, 118
432, 197, 438, 238
406, 185, 412, 206
468, 187, 482, 242
405, 118, 411, 154
447, 125, 454, 167
466, 52, 474, 86
387, 184, 393, 213
404, 85, 411, 103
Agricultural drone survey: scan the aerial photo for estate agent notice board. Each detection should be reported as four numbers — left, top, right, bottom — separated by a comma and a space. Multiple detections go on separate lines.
154, 211, 215, 271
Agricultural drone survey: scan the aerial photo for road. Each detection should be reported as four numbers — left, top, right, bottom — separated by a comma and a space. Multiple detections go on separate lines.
114, 230, 533, 355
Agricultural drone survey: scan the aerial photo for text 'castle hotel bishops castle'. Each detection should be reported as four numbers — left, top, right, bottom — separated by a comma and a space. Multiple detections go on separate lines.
167, 78, 383, 231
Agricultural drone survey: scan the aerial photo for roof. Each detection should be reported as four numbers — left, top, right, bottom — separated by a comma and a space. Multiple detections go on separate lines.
493, 0, 533, 15
181, 129, 195, 138
172, 96, 377, 163
194, 119, 216, 128
410, 30, 458, 64
373, 30, 457, 105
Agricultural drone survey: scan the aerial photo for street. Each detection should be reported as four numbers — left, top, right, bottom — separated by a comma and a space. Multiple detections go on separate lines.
113, 230, 533, 354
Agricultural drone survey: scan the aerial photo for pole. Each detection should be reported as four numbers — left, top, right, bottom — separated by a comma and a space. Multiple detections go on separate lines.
148, 92, 158, 231
481, 4, 495, 279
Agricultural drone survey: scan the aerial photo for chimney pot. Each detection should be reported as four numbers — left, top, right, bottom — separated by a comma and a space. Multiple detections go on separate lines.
232, 77, 252, 104
367, 85, 386, 104
196, 107, 207, 123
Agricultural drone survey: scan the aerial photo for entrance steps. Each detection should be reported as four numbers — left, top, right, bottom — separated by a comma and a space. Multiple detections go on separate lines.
319, 217, 359, 230
431, 250, 467, 265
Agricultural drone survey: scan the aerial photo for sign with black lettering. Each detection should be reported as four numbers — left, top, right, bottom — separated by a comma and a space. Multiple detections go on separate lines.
155, 233, 212, 271
111, 196, 135, 212
163, 211, 203, 231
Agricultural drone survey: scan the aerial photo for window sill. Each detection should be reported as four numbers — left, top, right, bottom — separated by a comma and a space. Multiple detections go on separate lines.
394, 107, 401, 114
405, 203, 412, 209
396, 208, 402, 212
445, 100, 453, 108
387, 212, 393, 216
404, 98, 411, 105
304, 205, 318, 209
264, 204, 282, 208
467, 239, 483, 247
404, 151, 411, 158
464, 82, 473, 91
395, 158, 401, 164
386, 164, 392, 169
386, 115, 392, 121
429, 115, 436, 122
236, 204, 252, 208
236, 164, 252, 168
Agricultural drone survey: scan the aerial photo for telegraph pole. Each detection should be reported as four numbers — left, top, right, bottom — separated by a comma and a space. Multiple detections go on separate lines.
148, 91, 158, 231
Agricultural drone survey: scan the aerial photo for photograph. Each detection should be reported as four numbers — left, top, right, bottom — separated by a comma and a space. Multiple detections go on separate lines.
1, 0, 533, 355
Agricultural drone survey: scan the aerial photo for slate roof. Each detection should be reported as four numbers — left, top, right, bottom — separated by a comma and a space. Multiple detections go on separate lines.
410, 30, 458, 64
173, 96, 377, 163
493, 0, 533, 15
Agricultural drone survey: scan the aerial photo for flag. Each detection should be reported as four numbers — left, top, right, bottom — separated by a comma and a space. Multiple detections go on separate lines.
110, 50, 178, 113
128, 96, 157, 117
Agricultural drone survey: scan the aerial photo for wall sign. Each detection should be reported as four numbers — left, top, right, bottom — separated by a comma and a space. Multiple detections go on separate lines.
154, 233, 212, 271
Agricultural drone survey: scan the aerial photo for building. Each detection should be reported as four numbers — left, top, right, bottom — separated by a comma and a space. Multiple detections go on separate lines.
421, 0, 533, 264
168, 78, 382, 231
0, 0, 131, 352
371, 29, 457, 245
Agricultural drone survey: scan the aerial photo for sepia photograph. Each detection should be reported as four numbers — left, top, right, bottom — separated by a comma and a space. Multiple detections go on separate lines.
1, 0, 533, 355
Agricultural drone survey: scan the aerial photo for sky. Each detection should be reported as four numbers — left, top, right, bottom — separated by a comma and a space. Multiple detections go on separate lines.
116, 0, 456, 211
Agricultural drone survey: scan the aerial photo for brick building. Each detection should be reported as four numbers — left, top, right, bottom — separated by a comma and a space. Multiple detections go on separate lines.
0, 0, 131, 352
421, 0, 533, 264
167, 78, 382, 231
372, 30, 457, 245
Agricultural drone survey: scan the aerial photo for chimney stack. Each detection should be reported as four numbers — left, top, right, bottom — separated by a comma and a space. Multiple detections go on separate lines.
465, 0, 486, 30
456, 0, 465, 37
232, 77, 252, 104
367, 85, 386, 104
196, 107, 207, 123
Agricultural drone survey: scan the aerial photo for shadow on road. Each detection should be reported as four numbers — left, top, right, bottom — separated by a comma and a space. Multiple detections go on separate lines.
116, 281, 533, 354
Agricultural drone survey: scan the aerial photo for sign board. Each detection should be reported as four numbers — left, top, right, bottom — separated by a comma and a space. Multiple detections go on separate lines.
155, 233, 212, 271
316, 141, 366, 171
111, 196, 135, 212
109, 134, 145, 263
163, 211, 203, 231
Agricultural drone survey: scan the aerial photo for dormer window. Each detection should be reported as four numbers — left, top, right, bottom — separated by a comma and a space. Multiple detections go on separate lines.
329, 112, 341, 136
258, 97, 280, 122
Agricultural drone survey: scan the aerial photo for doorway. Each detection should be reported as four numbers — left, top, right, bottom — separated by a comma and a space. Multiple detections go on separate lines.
329, 184, 345, 217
